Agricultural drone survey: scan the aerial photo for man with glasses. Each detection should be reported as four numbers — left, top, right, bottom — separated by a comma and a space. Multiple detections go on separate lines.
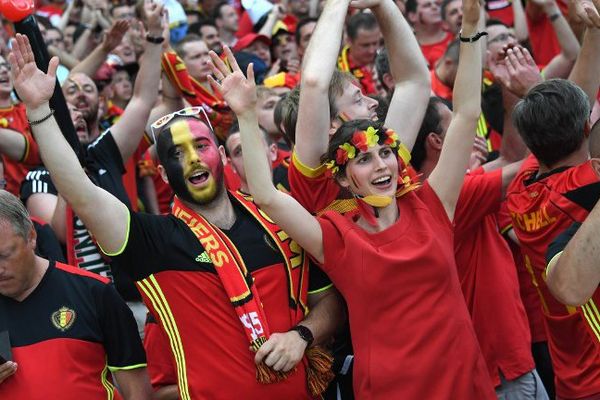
9, 32, 344, 399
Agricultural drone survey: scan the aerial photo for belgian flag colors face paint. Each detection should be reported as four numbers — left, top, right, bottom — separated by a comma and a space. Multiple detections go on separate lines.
160, 119, 225, 205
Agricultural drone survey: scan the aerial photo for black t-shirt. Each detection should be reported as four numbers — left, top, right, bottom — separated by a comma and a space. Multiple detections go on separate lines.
20, 131, 140, 301
0, 260, 145, 399
112, 196, 330, 292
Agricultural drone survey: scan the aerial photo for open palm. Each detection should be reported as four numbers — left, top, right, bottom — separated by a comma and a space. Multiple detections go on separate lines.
207, 46, 257, 116
8, 34, 58, 109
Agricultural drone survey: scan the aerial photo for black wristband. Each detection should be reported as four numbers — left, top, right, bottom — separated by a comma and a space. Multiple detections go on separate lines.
459, 30, 488, 43
549, 13, 561, 22
28, 108, 55, 126
146, 34, 165, 44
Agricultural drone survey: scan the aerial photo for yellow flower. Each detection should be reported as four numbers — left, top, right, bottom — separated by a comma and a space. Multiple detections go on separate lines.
340, 142, 356, 160
325, 160, 339, 175
365, 126, 379, 147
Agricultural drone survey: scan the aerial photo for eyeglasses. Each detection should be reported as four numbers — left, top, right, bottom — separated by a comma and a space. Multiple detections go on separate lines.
150, 106, 214, 143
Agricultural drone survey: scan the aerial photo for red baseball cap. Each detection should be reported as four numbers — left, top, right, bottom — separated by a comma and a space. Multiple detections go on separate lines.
233, 33, 271, 52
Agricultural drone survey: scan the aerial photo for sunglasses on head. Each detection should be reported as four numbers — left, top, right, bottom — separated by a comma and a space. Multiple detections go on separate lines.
150, 106, 214, 144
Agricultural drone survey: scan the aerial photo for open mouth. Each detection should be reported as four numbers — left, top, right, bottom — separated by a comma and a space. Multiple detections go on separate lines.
371, 175, 392, 187
188, 170, 210, 185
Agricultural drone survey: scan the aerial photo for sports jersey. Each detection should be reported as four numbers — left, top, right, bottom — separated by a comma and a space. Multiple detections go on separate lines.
20, 131, 141, 301
317, 182, 495, 399
420, 32, 454, 69
109, 192, 331, 399
0, 103, 41, 195
454, 170, 534, 385
144, 314, 177, 391
498, 202, 547, 344
506, 155, 600, 399
0, 261, 146, 400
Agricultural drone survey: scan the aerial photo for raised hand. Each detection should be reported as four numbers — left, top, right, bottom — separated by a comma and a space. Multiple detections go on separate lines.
571, 0, 600, 28
8, 34, 58, 110
143, 0, 166, 37
207, 46, 257, 117
462, 0, 482, 26
488, 45, 542, 98
101, 19, 130, 53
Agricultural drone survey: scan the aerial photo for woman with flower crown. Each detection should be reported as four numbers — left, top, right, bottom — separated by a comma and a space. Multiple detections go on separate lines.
207, 0, 496, 396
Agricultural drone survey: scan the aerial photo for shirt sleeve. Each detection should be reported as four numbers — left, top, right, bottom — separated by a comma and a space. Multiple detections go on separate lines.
454, 170, 503, 236
416, 181, 453, 230
87, 130, 126, 175
545, 221, 581, 274
96, 282, 147, 370
20, 168, 57, 203
105, 210, 190, 281
317, 212, 350, 275
308, 258, 333, 294
288, 152, 341, 214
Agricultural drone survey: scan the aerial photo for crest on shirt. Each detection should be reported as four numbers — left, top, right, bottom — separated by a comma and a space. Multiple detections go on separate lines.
51, 306, 77, 331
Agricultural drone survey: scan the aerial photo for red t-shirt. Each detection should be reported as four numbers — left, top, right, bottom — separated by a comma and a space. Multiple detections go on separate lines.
430, 68, 453, 103
486, 0, 514, 26
0, 103, 41, 195
507, 155, 600, 399
526, 0, 568, 66
318, 182, 495, 399
454, 170, 534, 385
420, 32, 454, 69
144, 317, 177, 390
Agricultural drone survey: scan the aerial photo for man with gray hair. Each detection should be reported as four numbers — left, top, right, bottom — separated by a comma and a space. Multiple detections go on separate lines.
0, 190, 151, 399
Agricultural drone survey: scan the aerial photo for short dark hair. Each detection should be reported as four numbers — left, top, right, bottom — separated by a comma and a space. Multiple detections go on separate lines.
411, 97, 446, 171
513, 79, 590, 166
347, 12, 378, 41
295, 17, 318, 45
213, 1, 231, 20
189, 19, 217, 37
405, 0, 418, 15
375, 48, 390, 86
224, 121, 271, 156
442, 38, 460, 63
440, 0, 459, 21
174, 34, 204, 58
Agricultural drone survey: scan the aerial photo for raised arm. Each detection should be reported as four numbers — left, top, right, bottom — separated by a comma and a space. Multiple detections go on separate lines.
110, 2, 167, 163
568, 26, 600, 109
367, 0, 430, 151
9, 34, 129, 255
546, 194, 600, 306
427, 0, 482, 220
537, 0, 581, 79
70, 19, 130, 78
295, 0, 351, 168
209, 48, 325, 263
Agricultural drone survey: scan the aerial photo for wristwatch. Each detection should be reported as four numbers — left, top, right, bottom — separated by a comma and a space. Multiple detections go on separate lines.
290, 325, 314, 347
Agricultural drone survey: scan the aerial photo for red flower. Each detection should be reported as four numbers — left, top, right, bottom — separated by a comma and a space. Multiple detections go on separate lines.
336, 147, 349, 165
351, 131, 368, 152
383, 129, 399, 146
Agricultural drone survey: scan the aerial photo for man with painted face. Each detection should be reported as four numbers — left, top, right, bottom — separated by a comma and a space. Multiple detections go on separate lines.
9, 34, 344, 400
